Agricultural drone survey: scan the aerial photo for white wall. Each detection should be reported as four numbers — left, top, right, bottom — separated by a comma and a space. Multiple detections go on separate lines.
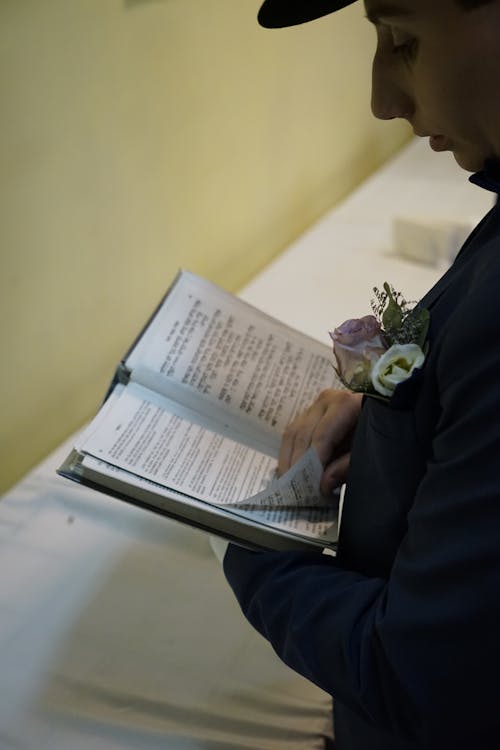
0, 0, 409, 492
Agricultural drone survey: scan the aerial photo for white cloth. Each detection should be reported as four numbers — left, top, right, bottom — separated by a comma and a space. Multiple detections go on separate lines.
209, 535, 230, 564
1, 139, 491, 750
0, 435, 332, 749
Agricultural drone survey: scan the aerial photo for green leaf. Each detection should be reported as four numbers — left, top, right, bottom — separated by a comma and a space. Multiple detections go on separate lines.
410, 307, 430, 348
381, 282, 403, 332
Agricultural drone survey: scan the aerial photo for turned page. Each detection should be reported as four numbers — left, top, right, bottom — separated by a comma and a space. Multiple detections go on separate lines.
125, 272, 338, 449
79, 454, 338, 544
76, 382, 334, 521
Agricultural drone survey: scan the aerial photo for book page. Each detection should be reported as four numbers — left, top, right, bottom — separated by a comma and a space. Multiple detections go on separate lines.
125, 272, 338, 443
76, 382, 330, 511
229, 449, 324, 508
80, 454, 338, 545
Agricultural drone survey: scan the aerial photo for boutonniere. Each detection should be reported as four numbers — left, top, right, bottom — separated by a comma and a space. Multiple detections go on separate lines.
330, 283, 429, 401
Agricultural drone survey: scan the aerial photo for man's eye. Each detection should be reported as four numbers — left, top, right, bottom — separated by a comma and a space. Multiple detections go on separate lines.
375, 25, 418, 63
392, 36, 418, 62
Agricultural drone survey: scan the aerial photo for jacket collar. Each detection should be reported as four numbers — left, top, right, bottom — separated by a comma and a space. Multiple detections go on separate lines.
417, 163, 500, 312
469, 160, 500, 194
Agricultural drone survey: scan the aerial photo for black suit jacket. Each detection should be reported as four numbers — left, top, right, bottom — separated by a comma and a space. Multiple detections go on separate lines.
224, 174, 500, 749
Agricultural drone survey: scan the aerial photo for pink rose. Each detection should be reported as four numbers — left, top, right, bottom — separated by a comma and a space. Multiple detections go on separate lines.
329, 315, 387, 388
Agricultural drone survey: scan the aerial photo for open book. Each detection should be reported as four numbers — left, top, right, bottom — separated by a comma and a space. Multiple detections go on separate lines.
58, 271, 341, 552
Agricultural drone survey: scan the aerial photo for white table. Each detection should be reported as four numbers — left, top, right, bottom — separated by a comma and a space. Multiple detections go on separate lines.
0, 139, 492, 749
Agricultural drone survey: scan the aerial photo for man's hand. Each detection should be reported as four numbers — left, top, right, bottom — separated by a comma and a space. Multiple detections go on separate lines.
278, 389, 362, 495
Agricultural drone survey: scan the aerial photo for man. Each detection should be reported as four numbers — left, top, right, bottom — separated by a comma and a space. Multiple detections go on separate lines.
223, 0, 500, 748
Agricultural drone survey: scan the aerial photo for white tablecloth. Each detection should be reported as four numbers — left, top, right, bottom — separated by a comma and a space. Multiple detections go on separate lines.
0, 139, 492, 749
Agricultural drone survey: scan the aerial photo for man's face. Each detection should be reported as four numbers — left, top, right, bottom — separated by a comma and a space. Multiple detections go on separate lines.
365, 0, 500, 171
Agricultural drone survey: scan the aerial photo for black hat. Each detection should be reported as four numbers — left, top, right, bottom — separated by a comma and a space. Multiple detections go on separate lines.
258, 0, 357, 28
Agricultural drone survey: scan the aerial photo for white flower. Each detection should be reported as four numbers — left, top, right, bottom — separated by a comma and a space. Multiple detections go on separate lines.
371, 343, 425, 397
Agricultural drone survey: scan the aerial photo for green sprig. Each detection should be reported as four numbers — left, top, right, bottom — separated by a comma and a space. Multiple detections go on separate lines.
372, 282, 429, 348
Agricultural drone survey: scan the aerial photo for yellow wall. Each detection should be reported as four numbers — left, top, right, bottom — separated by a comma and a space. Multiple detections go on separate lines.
0, 0, 409, 494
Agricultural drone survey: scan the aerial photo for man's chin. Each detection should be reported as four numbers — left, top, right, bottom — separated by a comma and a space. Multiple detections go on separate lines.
452, 149, 484, 173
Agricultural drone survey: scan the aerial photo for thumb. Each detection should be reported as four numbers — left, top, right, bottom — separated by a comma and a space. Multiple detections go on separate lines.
320, 453, 351, 496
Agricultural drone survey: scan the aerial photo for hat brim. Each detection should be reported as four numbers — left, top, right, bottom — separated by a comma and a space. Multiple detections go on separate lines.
258, 0, 357, 28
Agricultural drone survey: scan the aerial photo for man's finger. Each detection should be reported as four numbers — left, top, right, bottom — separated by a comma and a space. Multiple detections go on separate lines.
320, 453, 351, 495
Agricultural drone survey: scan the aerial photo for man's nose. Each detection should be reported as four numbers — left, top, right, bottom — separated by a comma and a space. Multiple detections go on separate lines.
371, 58, 414, 121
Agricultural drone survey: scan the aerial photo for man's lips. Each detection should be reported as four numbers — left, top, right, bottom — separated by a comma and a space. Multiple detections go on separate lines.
414, 130, 451, 152
429, 135, 450, 152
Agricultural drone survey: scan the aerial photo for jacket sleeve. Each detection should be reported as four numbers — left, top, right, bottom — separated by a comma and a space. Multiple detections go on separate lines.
223, 284, 500, 747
